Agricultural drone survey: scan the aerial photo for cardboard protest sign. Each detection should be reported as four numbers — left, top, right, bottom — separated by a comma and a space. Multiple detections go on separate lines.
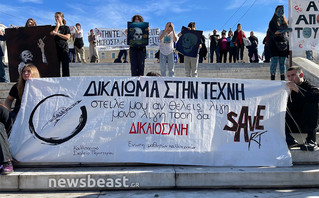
127, 22, 149, 47
289, 0, 319, 56
176, 27, 203, 58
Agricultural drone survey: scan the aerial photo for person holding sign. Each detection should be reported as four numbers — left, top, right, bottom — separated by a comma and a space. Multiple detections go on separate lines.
159, 22, 177, 77
50, 12, 71, 77
25, 18, 37, 27
177, 22, 202, 77
127, 15, 148, 76
268, 5, 291, 80
285, 66, 319, 151
5, 64, 40, 122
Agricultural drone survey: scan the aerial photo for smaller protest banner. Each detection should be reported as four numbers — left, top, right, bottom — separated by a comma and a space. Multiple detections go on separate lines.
127, 22, 149, 47
176, 27, 203, 58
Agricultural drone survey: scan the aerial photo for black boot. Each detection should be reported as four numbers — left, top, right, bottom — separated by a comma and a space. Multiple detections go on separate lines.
280, 74, 285, 80
271, 75, 275, 80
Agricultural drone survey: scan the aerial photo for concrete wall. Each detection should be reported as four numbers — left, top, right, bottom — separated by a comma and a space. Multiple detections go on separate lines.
292, 57, 319, 87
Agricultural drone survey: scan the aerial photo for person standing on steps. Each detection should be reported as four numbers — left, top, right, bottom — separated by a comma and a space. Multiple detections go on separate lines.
51, 12, 71, 77
227, 29, 236, 63
74, 23, 86, 63
233, 23, 246, 63
247, 31, 259, 63
88, 29, 99, 63
159, 22, 177, 77
127, 15, 147, 76
268, 5, 291, 80
209, 29, 219, 63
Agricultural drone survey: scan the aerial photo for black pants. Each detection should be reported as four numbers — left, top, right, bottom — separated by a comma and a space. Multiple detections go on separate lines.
219, 50, 227, 63
57, 48, 70, 77
178, 53, 184, 63
285, 102, 319, 145
129, 47, 146, 76
210, 47, 219, 63
248, 48, 258, 63
118, 50, 128, 62
228, 47, 236, 63
264, 45, 271, 62
236, 42, 244, 61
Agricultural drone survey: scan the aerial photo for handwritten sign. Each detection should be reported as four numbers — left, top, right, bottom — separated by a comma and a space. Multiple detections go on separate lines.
9, 77, 292, 166
95, 27, 160, 50
289, 0, 319, 56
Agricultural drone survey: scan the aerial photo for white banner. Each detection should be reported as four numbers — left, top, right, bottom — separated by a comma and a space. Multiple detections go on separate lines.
9, 77, 292, 166
94, 28, 160, 50
289, 0, 319, 56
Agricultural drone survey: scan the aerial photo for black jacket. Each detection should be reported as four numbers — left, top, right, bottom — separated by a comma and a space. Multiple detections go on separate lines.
210, 34, 219, 49
287, 80, 319, 114
248, 36, 258, 49
268, 20, 289, 57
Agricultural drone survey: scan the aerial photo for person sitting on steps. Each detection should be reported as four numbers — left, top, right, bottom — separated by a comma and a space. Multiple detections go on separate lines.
285, 66, 319, 151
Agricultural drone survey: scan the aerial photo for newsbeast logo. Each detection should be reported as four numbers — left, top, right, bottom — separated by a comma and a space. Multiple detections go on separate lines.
28, 94, 88, 145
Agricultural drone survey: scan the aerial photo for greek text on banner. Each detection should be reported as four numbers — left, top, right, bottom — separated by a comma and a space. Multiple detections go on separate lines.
9, 77, 292, 166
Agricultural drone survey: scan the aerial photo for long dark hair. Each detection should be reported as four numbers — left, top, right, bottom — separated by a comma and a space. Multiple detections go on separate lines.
188, 22, 196, 29
131, 15, 144, 22
270, 5, 288, 27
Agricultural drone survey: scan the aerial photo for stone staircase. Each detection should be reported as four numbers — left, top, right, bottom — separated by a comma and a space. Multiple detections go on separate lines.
0, 61, 318, 191
68, 62, 273, 79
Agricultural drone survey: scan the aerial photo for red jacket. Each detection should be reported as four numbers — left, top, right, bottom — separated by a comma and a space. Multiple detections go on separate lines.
235, 30, 246, 45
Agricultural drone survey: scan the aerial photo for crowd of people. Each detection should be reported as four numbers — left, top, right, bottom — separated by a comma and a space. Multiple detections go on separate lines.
0, 6, 318, 175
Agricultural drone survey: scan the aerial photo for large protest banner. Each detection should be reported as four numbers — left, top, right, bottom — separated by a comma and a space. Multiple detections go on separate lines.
5, 25, 60, 82
9, 77, 292, 166
95, 28, 160, 50
289, 0, 319, 57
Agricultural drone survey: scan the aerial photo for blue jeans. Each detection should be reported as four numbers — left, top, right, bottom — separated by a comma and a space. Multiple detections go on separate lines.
270, 56, 286, 75
69, 48, 76, 62
0, 59, 8, 82
160, 52, 174, 77
210, 47, 219, 63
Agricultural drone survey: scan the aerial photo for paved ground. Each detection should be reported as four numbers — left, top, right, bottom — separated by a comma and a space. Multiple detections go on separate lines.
1, 189, 319, 198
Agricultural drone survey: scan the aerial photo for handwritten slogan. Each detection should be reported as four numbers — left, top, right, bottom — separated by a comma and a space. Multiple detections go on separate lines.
289, 0, 319, 55
94, 28, 160, 50
9, 77, 292, 166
